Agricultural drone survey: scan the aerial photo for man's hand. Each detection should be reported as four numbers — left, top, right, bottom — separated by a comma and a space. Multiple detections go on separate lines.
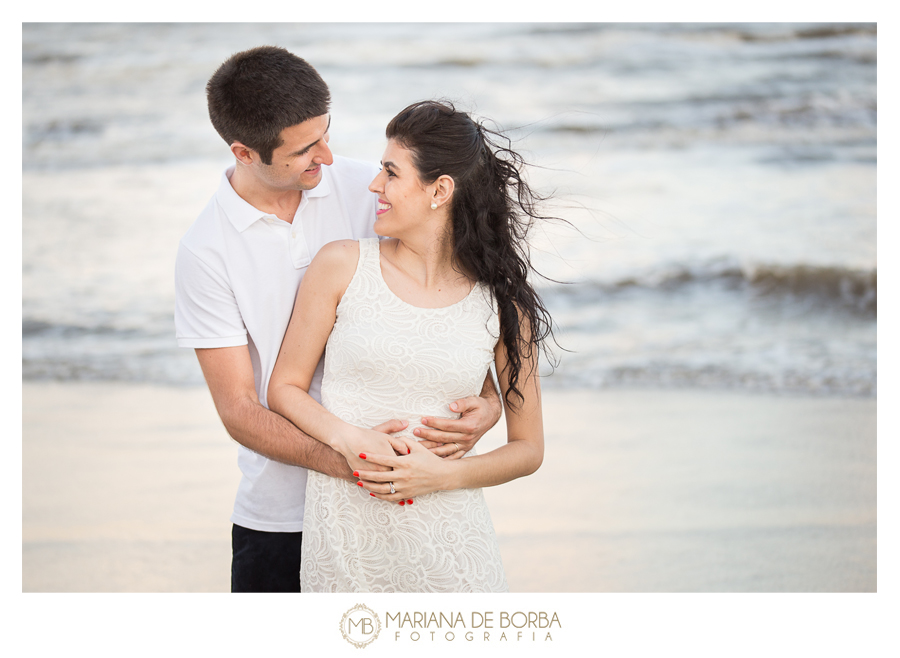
414, 394, 502, 460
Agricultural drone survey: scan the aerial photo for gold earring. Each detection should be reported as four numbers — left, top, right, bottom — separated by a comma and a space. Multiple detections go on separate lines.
431, 202, 438, 210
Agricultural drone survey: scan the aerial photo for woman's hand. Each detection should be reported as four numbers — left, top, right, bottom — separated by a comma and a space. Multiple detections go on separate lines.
354, 435, 456, 502
413, 395, 501, 460
333, 423, 408, 474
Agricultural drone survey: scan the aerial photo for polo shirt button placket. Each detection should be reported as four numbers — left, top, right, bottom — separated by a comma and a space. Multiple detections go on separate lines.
290, 226, 311, 269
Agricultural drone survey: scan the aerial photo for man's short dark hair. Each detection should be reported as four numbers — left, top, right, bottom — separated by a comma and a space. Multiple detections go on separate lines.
206, 46, 331, 165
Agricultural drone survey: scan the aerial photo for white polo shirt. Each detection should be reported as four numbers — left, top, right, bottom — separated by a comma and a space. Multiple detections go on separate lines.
175, 155, 379, 532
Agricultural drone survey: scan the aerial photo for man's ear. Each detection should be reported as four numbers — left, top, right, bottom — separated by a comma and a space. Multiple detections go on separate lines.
230, 141, 256, 165
432, 174, 455, 208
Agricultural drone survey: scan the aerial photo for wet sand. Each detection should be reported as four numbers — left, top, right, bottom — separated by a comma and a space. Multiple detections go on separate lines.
22, 382, 875, 592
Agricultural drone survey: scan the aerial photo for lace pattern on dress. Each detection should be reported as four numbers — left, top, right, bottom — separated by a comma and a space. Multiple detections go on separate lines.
300, 238, 508, 592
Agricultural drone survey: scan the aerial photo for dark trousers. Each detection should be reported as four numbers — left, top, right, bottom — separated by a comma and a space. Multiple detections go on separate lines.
231, 524, 303, 593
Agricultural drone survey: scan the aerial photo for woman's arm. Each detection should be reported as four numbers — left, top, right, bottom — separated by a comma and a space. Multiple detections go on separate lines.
267, 240, 401, 474
357, 306, 544, 499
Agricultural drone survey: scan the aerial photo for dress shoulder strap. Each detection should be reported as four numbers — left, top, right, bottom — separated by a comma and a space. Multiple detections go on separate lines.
338, 237, 381, 308
355, 237, 383, 282
357, 237, 379, 270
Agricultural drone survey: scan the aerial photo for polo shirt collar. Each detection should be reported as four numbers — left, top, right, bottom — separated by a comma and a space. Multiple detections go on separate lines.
304, 165, 332, 201
216, 165, 333, 233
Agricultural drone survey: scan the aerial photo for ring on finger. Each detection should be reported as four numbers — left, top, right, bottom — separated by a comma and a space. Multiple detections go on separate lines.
389, 482, 395, 494
453, 442, 460, 453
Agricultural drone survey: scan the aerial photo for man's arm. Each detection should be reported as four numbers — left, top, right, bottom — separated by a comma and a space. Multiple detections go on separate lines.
414, 370, 503, 459
195, 345, 404, 481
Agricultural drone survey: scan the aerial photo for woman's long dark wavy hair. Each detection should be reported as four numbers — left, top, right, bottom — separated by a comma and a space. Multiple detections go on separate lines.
386, 100, 556, 410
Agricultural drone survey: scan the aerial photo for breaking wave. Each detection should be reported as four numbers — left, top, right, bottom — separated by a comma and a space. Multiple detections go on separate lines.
545, 261, 876, 317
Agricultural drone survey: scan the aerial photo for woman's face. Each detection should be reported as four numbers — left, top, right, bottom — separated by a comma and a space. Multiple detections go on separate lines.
368, 139, 434, 237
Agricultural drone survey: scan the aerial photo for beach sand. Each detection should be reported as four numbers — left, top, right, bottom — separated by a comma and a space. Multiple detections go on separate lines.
22, 382, 876, 593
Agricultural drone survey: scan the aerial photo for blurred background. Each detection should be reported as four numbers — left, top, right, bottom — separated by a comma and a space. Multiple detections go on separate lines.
22, 22, 876, 395
22, 23, 877, 593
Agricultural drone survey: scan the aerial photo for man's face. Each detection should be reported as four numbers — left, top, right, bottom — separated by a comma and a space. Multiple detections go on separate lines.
252, 114, 334, 191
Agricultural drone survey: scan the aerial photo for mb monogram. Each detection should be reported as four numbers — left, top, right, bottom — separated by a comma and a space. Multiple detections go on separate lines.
339, 604, 382, 648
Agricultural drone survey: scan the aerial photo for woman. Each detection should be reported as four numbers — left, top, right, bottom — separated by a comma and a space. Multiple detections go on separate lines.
268, 100, 553, 592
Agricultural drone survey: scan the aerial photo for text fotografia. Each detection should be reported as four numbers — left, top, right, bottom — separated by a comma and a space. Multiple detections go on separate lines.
386, 611, 561, 642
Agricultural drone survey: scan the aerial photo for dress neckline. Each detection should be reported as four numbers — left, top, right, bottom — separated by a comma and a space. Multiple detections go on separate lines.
372, 238, 480, 311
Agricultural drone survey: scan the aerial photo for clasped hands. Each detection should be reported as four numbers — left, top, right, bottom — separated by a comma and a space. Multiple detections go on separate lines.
334, 396, 492, 504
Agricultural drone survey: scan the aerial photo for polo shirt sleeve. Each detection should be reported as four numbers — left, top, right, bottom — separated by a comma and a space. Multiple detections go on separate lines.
174, 242, 248, 349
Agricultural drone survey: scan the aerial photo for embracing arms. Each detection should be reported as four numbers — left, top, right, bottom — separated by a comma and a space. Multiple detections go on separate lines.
355, 307, 544, 501
195, 344, 406, 481
267, 240, 502, 477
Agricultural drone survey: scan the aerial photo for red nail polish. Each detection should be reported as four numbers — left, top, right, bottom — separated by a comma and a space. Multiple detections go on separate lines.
399, 501, 405, 506
407, 499, 413, 505
408, 448, 411, 454
370, 493, 375, 497
352, 471, 359, 477
359, 453, 366, 459
357, 481, 363, 487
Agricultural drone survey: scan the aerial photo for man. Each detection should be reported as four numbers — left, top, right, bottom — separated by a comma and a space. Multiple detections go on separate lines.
174, 46, 501, 593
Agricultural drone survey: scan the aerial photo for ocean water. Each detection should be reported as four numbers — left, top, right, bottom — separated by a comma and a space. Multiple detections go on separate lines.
21, 22, 877, 396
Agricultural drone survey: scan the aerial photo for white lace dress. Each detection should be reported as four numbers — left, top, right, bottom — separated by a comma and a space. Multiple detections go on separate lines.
299, 238, 509, 592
